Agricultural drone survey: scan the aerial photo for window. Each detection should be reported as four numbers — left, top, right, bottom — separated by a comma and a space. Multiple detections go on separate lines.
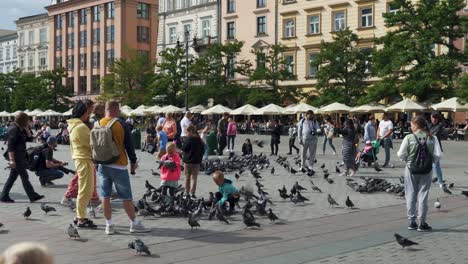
202, 20, 211, 38
39, 52, 47, 66
106, 49, 115, 65
40, 28, 47, 43
68, 12, 75, 27
19, 33, 25, 46
183, 24, 191, 41
80, 53, 87, 69
28, 53, 34, 68
227, 22, 235, 39
67, 55, 74, 70
283, 18, 295, 38
93, 6, 101, 21
68, 33, 74, 48
308, 15, 320, 34
92, 51, 100, 68
92, 28, 100, 44
12, 47, 16, 58
227, 56, 235, 78
181, 0, 191, 8
91, 75, 100, 94
55, 56, 62, 68
257, 16, 266, 35
79, 76, 87, 95
19, 55, 25, 68
80, 31, 87, 47
333, 11, 346, 31
56, 14, 62, 29
169, 26, 177, 43
80, 9, 88, 24
67, 77, 74, 92
107, 26, 115, 43
360, 7, 373, 28
0, 49, 3, 61
257, 0, 266, 8
137, 26, 150, 43
256, 52, 265, 70
388, 2, 400, 15
5, 48, 10, 60
167, 0, 177, 11
107, 2, 115, 19
283, 0, 296, 3
307, 53, 318, 78
284, 54, 295, 75
137, 3, 149, 19
227, 0, 235, 13
55, 35, 62, 50
28, 31, 34, 45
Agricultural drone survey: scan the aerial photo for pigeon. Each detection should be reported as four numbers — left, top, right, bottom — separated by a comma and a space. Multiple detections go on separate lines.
0, 222, 3, 228
434, 198, 441, 209
443, 188, 452, 195
267, 208, 279, 222
320, 163, 325, 169
67, 224, 80, 239
462, 190, 468, 197
87, 206, 96, 218
290, 168, 298, 175
271, 167, 275, 175
335, 166, 341, 173
278, 190, 290, 200
394, 233, 418, 249
327, 194, 339, 207
235, 173, 240, 181
448, 183, 454, 189
188, 214, 200, 231
23, 207, 31, 219
254, 140, 264, 148
324, 172, 330, 179
311, 185, 322, 193
399, 176, 405, 184
432, 177, 438, 183
129, 239, 151, 256
150, 169, 159, 176
326, 178, 334, 184
41, 203, 56, 215
374, 165, 383, 172
345, 196, 355, 209
294, 181, 307, 191
291, 192, 309, 204
243, 213, 261, 228
215, 207, 230, 224
145, 180, 156, 190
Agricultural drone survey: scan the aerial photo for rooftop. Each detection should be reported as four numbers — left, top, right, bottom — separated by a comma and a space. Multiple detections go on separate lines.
0, 29, 16, 38
15, 13, 49, 25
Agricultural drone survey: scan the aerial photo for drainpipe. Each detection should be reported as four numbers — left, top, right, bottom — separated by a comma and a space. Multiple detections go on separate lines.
217, 0, 222, 43
275, 0, 278, 45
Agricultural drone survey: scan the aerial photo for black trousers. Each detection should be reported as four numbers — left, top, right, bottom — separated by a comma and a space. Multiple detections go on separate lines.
270, 137, 279, 155
289, 137, 299, 153
217, 135, 227, 156
215, 192, 239, 210
0, 162, 40, 201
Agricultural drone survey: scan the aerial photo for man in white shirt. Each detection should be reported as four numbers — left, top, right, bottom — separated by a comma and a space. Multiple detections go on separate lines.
157, 113, 165, 127
377, 113, 394, 167
298, 110, 320, 173
180, 112, 193, 142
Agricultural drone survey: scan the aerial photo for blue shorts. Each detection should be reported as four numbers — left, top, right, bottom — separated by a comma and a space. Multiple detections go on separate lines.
97, 165, 133, 200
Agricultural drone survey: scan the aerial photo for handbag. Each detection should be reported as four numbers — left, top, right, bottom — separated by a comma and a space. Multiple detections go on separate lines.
327, 131, 334, 139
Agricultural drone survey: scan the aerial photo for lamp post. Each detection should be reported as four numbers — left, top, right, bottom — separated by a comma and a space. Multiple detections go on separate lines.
177, 31, 197, 112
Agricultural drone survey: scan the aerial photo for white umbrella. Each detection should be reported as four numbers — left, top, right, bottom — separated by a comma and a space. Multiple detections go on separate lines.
318, 102, 352, 113
350, 103, 387, 113
201, 104, 232, 115
120, 105, 133, 115
38, 109, 63, 117
0, 111, 10, 117
189, 105, 206, 114
254, 104, 286, 115
431, 97, 468, 112
9, 110, 22, 117
24, 109, 31, 114
62, 108, 73, 116
159, 105, 184, 114
29, 108, 44, 116
284, 103, 319, 114
144, 105, 162, 114
231, 104, 259, 116
128, 105, 148, 116
385, 99, 427, 112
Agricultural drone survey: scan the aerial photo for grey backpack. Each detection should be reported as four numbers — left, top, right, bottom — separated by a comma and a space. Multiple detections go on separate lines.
90, 118, 120, 164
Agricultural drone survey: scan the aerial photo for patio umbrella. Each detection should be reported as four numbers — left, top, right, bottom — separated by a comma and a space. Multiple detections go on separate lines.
254, 104, 286, 115
284, 103, 319, 114
189, 105, 206, 114
29, 108, 44, 116
201, 104, 232, 115
128, 105, 148, 116
318, 102, 352, 113
159, 105, 184, 114
37, 109, 63, 117
9, 110, 23, 117
120, 105, 133, 115
350, 103, 387, 113
24, 109, 31, 114
385, 99, 427, 112
144, 105, 162, 115
0, 111, 10, 117
230, 104, 259, 116
62, 108, 73, 116
431, 97, 468, 112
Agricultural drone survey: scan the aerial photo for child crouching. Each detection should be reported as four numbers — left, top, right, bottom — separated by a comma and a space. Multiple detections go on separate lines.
212, 171, 240, 214
160, 142, 181, 197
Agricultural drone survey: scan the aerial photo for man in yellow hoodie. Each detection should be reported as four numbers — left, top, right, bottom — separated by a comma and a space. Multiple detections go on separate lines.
67, 100, 97, 229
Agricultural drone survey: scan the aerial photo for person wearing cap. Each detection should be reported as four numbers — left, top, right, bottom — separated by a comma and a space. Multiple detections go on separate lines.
35, 136, 67, 187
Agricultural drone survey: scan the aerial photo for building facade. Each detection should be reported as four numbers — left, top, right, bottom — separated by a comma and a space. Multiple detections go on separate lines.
157, 0, 219, 62
46, 0, 159, 99
15, 13, 50, 74
0, 30, 18, 74
221, 0, 277, 83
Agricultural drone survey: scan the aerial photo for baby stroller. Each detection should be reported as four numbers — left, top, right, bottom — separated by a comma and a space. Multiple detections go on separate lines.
356, 140, 380, 168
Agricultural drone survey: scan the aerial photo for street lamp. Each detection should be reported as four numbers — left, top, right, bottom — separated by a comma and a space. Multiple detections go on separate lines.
177, 31, 198, 112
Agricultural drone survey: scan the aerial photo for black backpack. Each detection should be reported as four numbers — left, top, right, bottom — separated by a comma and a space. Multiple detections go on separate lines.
410, 133, 433, 175
26, 145, 46, 172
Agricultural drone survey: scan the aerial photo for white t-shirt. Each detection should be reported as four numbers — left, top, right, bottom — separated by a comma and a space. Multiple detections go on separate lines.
180, 117, 192, 137
378, 120, 394, 138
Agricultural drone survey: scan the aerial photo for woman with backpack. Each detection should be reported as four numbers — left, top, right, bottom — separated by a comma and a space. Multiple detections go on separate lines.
397, 116, 442, 232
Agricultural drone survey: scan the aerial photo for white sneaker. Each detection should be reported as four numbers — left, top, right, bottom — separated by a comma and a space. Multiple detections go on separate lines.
130, 220, 150, 233
105, 224, 115, 235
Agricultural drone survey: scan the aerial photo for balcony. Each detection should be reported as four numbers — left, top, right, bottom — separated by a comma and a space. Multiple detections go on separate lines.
193, 36, 218, 52
38, 65, 48, 71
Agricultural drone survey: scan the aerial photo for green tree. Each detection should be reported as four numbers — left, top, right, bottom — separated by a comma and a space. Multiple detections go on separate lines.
0, 72, 15, 111
457, 74, 468, 103
101, 50, 156, 107
40, 68, 73, 111
311, 28, 370, 106
249, 44, 300, 105
369, 0, 467, 103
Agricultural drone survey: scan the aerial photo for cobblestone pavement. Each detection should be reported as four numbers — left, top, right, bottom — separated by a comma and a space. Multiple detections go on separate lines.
0, 134, 467, 263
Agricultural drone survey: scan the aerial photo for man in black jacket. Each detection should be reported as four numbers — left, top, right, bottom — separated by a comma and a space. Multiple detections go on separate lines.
428, 112, 450, 193
182, 125, 204, 198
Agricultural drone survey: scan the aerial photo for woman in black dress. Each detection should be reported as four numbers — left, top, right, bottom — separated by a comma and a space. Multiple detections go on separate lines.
270, 120, 281, 156
336, 119, 358, 177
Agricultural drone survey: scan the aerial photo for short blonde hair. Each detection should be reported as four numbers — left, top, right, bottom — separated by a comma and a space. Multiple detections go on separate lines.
166, 142, 176, 153
212, 171, 224, 181
0, 242, 53, 264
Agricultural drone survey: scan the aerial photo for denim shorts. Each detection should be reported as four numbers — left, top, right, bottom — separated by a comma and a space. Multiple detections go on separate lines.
97, 165, 133, 200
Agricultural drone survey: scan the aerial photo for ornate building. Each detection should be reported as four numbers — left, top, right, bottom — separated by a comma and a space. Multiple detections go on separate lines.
0, 30, 18, 74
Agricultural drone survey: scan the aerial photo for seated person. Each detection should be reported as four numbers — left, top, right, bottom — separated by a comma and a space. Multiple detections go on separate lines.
212, 171, 239, 213
242, 138, 253, 156
36, 136, 67, 186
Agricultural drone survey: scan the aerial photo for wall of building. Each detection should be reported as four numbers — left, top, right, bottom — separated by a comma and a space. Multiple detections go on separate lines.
16, 14, 49, 74
0, 34, 18, 73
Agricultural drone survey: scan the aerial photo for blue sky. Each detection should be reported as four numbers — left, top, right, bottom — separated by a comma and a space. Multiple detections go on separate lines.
0, 0, 51, 30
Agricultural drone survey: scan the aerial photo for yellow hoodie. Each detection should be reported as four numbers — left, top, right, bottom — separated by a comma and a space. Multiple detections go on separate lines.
67, 118, 92, 160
